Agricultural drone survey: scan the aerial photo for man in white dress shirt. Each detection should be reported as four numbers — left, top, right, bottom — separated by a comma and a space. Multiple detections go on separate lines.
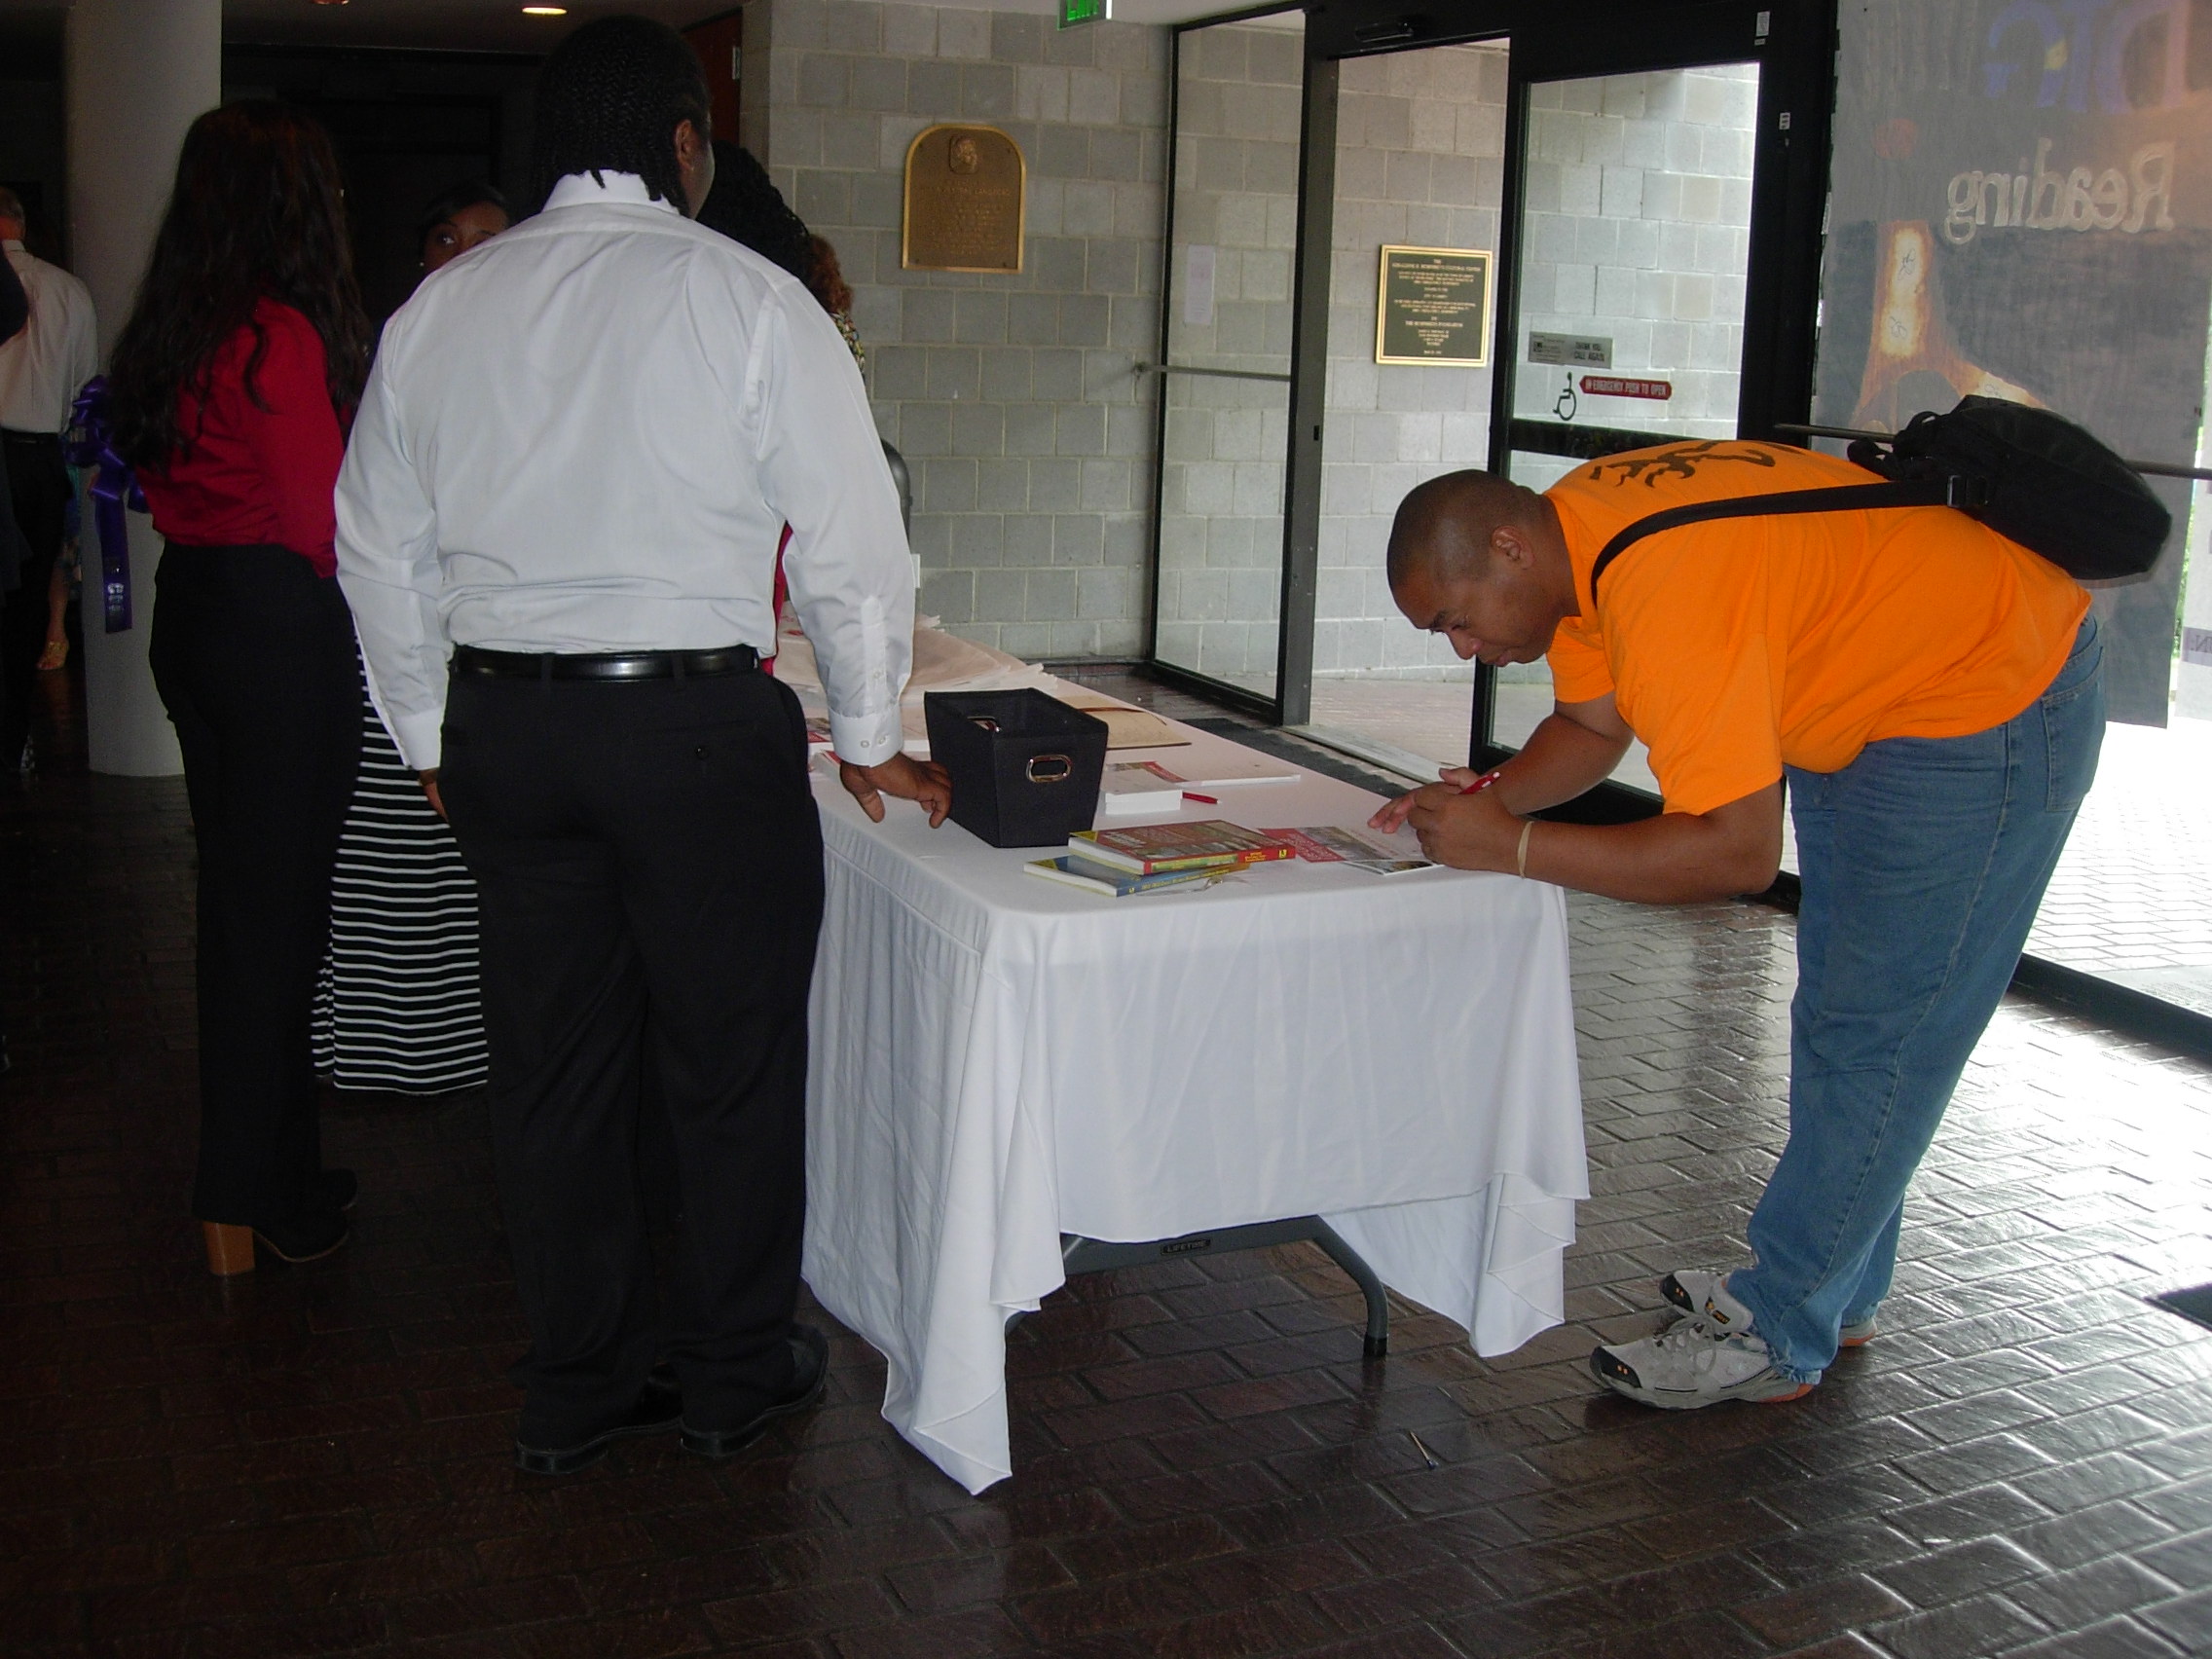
0, 189, 97, 769
338, 18, 950, 1475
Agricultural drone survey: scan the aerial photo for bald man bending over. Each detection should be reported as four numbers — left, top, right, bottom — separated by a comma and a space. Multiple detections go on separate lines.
1371, 443, 2100, 1411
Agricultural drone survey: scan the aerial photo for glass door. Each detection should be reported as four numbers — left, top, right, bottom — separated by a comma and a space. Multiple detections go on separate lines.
1157, 0, 1827, 764
1293, 36, 1514, 778
1146, 9, 1308, 713
1488, 60, 1764, 793
1270, 0, 1825, 798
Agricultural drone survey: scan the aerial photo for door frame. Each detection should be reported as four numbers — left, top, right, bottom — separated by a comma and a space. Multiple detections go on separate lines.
1142, 0, 1838, 763
1142, 2, 1318, 723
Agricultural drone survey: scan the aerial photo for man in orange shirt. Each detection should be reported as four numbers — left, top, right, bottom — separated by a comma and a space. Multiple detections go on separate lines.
1373, 439, 2102, 1410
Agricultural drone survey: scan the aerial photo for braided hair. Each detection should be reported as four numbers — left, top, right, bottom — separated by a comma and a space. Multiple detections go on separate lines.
695, 144, 864, 366
695, 141, 812, 283
531, 17, 711, 211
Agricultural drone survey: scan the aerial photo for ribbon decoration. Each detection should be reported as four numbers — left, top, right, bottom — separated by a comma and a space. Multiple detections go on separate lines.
62, 376, 141, 634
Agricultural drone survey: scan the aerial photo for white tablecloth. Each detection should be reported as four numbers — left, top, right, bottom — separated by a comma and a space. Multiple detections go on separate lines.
800, 737, 1585, 1493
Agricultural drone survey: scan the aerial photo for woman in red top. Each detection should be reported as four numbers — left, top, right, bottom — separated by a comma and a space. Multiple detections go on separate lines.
109, 103, 373, 1272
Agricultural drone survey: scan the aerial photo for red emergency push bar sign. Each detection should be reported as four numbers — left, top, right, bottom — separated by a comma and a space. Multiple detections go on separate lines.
1580, 375, 1673, 400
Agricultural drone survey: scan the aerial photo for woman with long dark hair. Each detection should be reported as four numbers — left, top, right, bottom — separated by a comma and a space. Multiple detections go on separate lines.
109, 101, 372, 1272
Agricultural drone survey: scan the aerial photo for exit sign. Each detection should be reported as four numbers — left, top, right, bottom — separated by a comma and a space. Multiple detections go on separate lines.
1059, 0, 1108, 26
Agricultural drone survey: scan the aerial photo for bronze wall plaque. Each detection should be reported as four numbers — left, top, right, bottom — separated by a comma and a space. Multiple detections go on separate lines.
903, 125, 1025, 274
1375, 245, 1493, 366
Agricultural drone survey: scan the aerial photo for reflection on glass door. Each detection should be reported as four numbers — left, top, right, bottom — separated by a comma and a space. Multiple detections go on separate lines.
1149, 11, 1305, 702
1492, 62, 1761, 792
1297, 39, 1511, 779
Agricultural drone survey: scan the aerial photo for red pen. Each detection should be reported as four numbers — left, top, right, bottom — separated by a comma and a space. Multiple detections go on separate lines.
1183, 791, 1219, 805
1458, 770, 1503, 796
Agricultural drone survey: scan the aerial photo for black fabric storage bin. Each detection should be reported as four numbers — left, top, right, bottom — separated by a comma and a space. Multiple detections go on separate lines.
924, 689, 1110, 848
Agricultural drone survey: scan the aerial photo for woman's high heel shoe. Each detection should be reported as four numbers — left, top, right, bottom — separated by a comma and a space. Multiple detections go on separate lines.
203, 1222, 255, 1275
201, 1198, 350, 1275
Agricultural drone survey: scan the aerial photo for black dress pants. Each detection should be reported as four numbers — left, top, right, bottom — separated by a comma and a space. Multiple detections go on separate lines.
1, 430, 69, 763
439, 667, 826, 1444
149, 546, 360, 1226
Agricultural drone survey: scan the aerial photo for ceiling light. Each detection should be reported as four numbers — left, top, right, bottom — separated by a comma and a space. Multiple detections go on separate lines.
522, 5, 568, 13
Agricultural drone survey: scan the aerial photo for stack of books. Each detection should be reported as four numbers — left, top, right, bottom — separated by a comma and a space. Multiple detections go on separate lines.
1024, 820, 1295, 899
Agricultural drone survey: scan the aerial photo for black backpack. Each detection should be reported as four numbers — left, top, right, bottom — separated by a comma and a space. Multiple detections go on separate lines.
1588, 398, 2173, 600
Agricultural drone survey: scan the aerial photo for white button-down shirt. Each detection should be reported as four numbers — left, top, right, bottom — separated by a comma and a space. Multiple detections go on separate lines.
0, 241, 97, 435
336, 171, 911, 770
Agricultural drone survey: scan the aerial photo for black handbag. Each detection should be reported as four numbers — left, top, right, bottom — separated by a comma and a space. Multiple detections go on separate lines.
1589, 398, 2172, 600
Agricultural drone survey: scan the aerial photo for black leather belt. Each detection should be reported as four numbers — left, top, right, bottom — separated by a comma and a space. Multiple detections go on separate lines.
453, 645, 760, 682
0, 428, 59, 447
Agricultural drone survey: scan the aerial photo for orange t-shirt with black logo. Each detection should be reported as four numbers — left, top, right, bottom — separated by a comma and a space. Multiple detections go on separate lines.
1543, 441, 2090, 817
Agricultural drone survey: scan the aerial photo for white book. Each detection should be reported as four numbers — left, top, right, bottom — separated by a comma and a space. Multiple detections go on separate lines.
1098, 760, 1190, 816
1023, 856, 1222, 899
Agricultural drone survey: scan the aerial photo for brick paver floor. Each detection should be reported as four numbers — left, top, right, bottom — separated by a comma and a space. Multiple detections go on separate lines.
4, 665, 2211, 1657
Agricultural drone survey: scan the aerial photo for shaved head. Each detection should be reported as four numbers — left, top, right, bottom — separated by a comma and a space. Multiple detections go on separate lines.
1385, 469, 1547, 590
1382, 468, 1578, 668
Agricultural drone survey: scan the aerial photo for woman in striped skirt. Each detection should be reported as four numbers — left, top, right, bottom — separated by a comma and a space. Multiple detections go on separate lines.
311, 187, 509, 1095
313, 666, 486, 1092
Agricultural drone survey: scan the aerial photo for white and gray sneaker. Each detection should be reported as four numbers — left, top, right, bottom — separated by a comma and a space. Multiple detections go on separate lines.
1592, 1279, 1817, 1410
1660, 1270, 1877, 1347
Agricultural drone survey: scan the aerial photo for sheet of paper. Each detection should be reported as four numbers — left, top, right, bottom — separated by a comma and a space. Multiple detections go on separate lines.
1118, 724, 1301, 788
1056, 699, 1189, 751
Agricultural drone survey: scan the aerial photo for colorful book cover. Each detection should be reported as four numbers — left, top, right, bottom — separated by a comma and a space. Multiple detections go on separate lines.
1264, 826, 1437, 876
1068, 820, 1296, 874
1265, 826, 1387, 863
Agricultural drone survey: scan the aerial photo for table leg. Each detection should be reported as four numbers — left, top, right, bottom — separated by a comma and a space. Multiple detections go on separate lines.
1306, 1218, 1390, 1359
1016, 1217, 1389, 1358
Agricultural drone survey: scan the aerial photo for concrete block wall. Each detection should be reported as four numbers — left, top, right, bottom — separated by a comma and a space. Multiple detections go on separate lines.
1514, 66, 1758, 435
756, 0, 1169, 660
1153, 18, 1303, 691
1311, 57, 1757, 683
1315, 43, 1504, 682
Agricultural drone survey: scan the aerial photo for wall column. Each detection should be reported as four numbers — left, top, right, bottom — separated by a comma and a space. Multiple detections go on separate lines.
65, 0, 219, 775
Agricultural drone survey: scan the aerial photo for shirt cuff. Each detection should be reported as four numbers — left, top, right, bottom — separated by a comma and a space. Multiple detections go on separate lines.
830, 708, 903, 767
391, 708, 446, 772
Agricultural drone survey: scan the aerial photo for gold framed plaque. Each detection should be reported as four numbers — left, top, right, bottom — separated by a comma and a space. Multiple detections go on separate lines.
1375, 244, 1493, 366
902, 124, 1025, 274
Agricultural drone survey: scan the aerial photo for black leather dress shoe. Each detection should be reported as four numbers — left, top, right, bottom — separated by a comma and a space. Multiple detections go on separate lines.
314, 1169, 358, 1212
515, 1375, 683, 1476
680, 1324, 829, 1459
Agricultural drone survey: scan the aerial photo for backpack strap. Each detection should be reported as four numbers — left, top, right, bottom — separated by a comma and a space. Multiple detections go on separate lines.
1587, 478, 1973, 600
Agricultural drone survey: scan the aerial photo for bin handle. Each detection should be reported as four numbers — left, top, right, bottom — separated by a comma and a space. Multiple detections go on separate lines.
1026, 753, 1073, 784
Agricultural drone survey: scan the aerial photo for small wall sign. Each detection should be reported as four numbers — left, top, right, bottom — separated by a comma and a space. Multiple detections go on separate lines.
1580, 375, 1673, 400
1375, 245, 1493, 367
903, 125, 1025, 274
1528, 331, 1613, 368
1059, 0, 1109, 25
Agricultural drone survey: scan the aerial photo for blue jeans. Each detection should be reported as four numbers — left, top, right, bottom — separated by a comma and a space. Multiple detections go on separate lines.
1729, 615, 2104, 1382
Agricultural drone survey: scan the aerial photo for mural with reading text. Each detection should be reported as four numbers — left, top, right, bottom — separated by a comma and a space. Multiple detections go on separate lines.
1815, 0, 2212, 725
